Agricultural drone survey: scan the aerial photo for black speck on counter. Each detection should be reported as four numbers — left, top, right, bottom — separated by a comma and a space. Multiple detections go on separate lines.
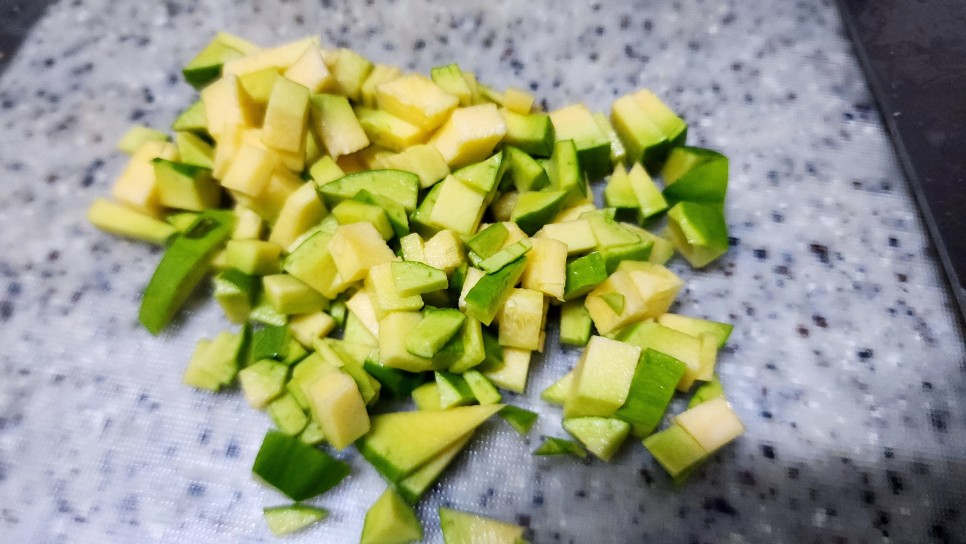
186, 483, 205, 497
225, 439, 240, 458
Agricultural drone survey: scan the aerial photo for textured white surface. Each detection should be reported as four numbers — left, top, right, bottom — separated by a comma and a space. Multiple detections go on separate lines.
1, 0, 964, 542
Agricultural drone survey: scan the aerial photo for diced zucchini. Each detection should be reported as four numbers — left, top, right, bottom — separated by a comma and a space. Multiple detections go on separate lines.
326, 48, 374, 102
263, 504, 328, 537
87, 198, 177, 245
201, 74, 260, 138
563, 336, 641, 418
222, 37, 317, 77
435, 371, 476, 409
319, 169, 420, 212
267, 394, 309, 436
357, 405, 503, 483
666, 202, 729, 268
614, 348, 687, 437
540, 370, 574, 405
562, 417, 630, 462
183, 32, 257, 89
497, 288, 546, 351
139, 210, 234, 334
463, 257, 528, 326
238, 359, 289, 409
546, 139, 586, 207
503, 146, 549, 192
549, 103, 612, 178
376, 74, 459, 132
328, 222, 396, 283
306, 370, 371, 450
360, 488, 423, 544
429, 104, 507, 167
182, 331, 243, 391
439, 508, 525, 544
251, 429, 349, 500
431, 64, 473, 106
464, 371, 502, 405
617, 321, 704, 392
498, 405, 537, 434
482, 347, 531, 393
501, 109, 555, 157
407, 308, 466, 358
533, 437, 587, 458
309, 93, 369, 158
283, 43, 335, 93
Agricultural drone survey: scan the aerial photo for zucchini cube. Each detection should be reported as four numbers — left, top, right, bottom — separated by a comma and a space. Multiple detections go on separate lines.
563, 336, 641, 418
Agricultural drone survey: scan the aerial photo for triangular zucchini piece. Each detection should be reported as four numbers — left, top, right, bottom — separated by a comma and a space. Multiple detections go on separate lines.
395, 431, 473, 503
358, 404, 503, 482
439, 507, 525, 544
562, 417, 630, 462
263, 504, 328, 537
360, 488, 423, 544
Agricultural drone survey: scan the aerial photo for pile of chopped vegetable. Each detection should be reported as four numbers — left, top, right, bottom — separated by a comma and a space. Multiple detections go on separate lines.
88, 32, 743, 542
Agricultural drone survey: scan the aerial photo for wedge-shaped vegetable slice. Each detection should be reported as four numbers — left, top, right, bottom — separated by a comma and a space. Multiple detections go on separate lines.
358, 404, 503, 482
263, 504, 328, 537
439, 508, 526, 544
540, 370, 574, 405
627, 161, 667, 221
395, 432, 472, 503
562, 417, 630, 462
464, 371, 502, 405
511, 191, 568, 236
498, 405, 537, 435
360, 488, 423, 544
533, 437, 587, 459
251, 430, 350, 501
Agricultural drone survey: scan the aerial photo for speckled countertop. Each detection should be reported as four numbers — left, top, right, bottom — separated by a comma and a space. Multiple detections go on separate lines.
1, 0, 964, 542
